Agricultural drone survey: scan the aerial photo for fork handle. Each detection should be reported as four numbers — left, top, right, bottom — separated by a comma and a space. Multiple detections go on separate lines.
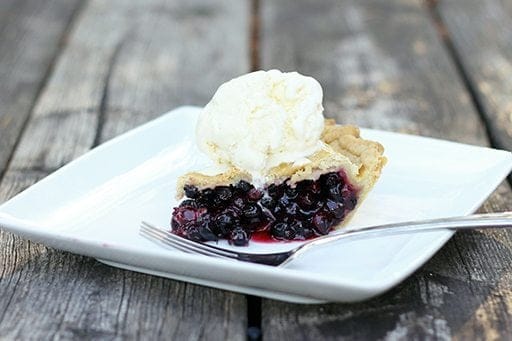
305, 212, 512, 248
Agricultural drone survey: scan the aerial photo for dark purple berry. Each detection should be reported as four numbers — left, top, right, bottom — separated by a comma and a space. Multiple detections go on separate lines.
322, 172, 341, 188
235, 180, 252, 193
271, 222, 295, 240
325, 200, 345, 219
260, 196, 276, 209
184, 185, 200, 199
179, 199, 198, 208
272, 204, 285, 218
230, 227, 249, 246
290, 220, 305, 239
197, 188, 214, 206
278, 195, 290, 207
180, 225, 201, 241
248, 188, 263, 201
215, 186, 233, 202
309, 181, 321, 194
233, 197, 245, 208
342, 188, 357, 210
267, 184, 284, 198
313, 212, 331, 235
296, 180, 314, 191
328, 184, 343, 202
285, 202, 300, 216
303, 226, 315, 239
297, 191, 316, 208
214, 213, 236, 236
175, 207, 198, 223
200, 230, 217, 241
285, 187, 298, 199
242, 203, 260, 219
171, 216, 180, 232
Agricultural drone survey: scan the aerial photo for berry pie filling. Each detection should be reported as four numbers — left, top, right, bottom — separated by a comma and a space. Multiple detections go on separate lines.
171, 171, 358, 246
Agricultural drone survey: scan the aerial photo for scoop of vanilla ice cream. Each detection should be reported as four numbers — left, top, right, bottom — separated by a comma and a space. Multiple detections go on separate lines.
196, 70, 325, 178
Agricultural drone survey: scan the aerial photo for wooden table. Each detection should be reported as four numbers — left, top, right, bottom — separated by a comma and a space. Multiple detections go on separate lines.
1, 0, 511, 339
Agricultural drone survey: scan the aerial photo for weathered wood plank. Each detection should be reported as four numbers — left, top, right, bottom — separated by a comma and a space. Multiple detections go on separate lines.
0, 0, 249, 338
261, 0, 512, 339
262, 0, 487, 143
97, 0, 250, 140
436, 0, 512, 154
0, 0, 83, 177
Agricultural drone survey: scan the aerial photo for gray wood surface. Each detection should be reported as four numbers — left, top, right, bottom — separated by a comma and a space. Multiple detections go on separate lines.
0, 0, 249, 339
437, 0, 512, 154
261, 0, 512, 339
0, 0, 83, 177
1, 0, 512, 339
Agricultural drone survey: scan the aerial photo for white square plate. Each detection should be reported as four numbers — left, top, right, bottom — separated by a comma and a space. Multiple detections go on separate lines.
1, 106, 511, 303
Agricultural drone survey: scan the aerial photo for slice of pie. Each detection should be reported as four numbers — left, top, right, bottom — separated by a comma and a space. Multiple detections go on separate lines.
171, 119, 386, 246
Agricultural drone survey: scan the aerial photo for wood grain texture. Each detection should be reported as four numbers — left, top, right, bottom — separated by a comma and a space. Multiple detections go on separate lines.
262, 0, 486, 143
261, 0, 512, 339
0, 0, 249, 338
437, 0, 512, 154
0, 0, 83, 177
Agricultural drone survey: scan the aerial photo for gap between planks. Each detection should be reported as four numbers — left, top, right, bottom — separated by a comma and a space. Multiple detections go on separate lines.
247, 1, 263, 340
250, 0, 261, 71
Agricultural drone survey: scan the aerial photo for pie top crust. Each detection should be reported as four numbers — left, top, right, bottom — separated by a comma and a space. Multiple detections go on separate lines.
176, 119, 387, 199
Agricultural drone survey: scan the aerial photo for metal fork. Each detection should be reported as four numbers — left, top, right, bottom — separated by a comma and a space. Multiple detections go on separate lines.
140, 212, 512, 267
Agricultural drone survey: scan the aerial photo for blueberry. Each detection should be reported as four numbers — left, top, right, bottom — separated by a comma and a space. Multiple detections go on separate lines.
285, 202, 300, 216
290, 220, 305, 239
202, 188, 213, 198
313, 212, 331, 235
322, 172, 341, 187
309, 181, 321, 194
181, 207, 197, 222
297, 191, 316, 208
171, 215, 181, 232
343, 190, 357, 210
260, 196, 276, 209
233, 197, 245, 208
270, 222, 296, 240
267, 184, 284, 198
285, 186, 298, 199
296, 179, 314, 192
230, 227, 249, 246
235, 180, 252, 193
328, 184, 344, 202
242, 203, 261, 219
215, 186, 233, 202
214, 213, 236, 236
223, 206, 241, 219
185, 226, 203, 241
197, 188, 214, 206
179, 199, 198, 208
248, 188, 263, 201
272, 204, 285, 218
194, 213, 215, 237
325, 200, 345, 219
184, 185, 200, 199
200, 230, 217, 241
278, 196, 290, 207
303, 226, 315, 239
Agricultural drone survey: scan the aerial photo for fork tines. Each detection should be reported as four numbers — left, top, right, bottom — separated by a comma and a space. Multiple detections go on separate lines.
139, 221, 239, 261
